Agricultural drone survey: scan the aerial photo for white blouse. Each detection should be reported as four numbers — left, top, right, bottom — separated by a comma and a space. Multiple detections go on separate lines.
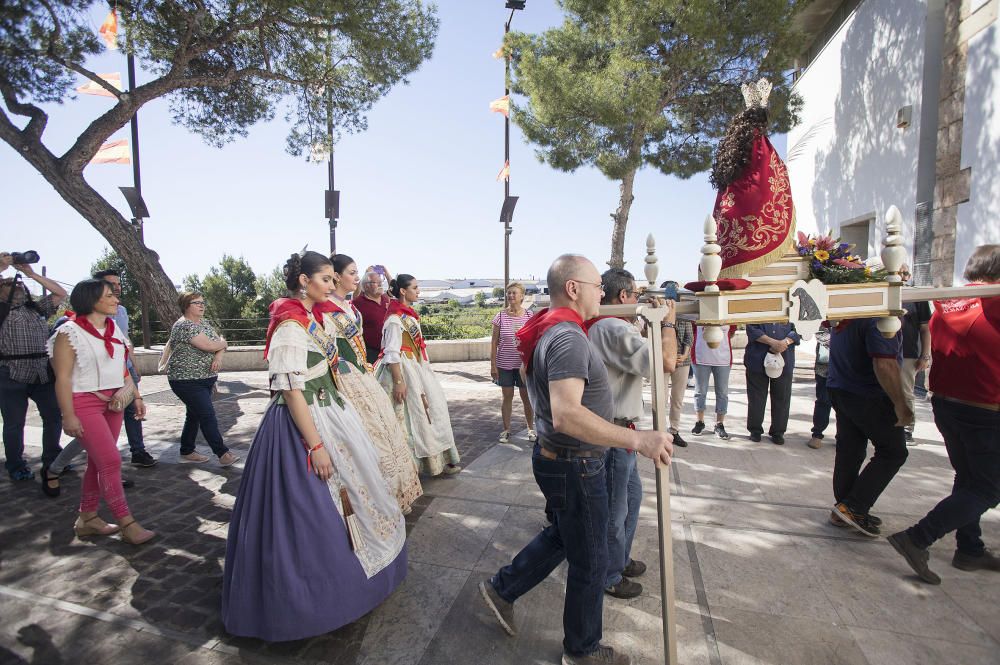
47, 321, 127, 393
380, 316, 404, 364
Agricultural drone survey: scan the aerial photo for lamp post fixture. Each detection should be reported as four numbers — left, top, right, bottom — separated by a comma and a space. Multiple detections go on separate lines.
501, 0, 525, 289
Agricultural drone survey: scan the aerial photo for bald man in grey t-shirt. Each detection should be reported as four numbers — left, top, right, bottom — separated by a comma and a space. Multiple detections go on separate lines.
479, 255, 673, 665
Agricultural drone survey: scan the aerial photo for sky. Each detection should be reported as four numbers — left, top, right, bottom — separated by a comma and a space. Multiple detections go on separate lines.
1, 1, 785, 290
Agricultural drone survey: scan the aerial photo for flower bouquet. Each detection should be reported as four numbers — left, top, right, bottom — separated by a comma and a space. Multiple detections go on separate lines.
795, 232, 887, 284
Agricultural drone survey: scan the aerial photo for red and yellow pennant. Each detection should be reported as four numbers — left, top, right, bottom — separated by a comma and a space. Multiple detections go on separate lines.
99, 9, 118, 50
496, 160, 509, 182
489, 95, 510, 118
76, 73, 122, 98
90, 140, 130, 165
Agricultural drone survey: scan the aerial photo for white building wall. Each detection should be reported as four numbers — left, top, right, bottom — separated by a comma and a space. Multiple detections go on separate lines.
956, 19, 1000, 281
787, 0, 928, 260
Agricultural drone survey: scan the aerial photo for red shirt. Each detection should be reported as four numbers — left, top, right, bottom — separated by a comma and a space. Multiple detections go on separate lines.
353, 293, 391, 351
928, 287, 1000, 405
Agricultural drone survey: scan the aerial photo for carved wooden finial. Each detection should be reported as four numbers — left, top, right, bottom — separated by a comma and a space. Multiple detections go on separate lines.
644, 233, 659, 291
701, 214, 721, 293
881, 205, 906, 284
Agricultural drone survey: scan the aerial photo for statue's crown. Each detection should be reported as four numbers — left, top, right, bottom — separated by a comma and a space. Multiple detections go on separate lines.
741, 78, 772, 110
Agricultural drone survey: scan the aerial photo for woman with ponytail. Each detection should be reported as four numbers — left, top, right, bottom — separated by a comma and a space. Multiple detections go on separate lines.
328, 254, 422, 513
376, 274, 461, 476
222, 251, 407, 642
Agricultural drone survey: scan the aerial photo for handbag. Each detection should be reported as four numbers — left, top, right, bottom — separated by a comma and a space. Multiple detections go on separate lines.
157, 341, 173, 373
92, 382, 136, 412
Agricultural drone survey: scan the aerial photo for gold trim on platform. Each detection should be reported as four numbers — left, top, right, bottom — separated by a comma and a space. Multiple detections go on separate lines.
727, 297, 784, 314
829, 292, 885, 308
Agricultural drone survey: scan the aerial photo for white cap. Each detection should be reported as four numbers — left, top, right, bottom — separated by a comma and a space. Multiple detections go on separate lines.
764, 352, 785, 379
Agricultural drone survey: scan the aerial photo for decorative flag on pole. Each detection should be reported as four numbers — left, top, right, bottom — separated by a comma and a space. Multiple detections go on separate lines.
99, 9, 118, 50
90, 140, 130, 165
496, 160, 510, 182
489, 95, 510, 118
491, 46, 505, 59
75, 73, 123, 98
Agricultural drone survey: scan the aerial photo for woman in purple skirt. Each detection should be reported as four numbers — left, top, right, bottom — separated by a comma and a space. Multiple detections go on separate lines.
222, 251, 407, 642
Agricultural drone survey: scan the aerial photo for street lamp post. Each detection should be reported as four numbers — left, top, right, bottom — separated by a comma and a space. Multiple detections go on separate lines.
325, 26, 340, 255
125, 48, 153, 349
502, 1, 525, 288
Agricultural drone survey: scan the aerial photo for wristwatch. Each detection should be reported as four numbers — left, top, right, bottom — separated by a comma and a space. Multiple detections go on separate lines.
660, 322, 675, 329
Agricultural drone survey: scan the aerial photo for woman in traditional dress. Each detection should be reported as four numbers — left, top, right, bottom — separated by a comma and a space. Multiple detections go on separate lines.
328, 254, 422, 513
375, 274, 461, 476
222, 251, 407, 642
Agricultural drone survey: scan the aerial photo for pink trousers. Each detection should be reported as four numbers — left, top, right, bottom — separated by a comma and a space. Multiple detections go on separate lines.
73, 391, 129, 519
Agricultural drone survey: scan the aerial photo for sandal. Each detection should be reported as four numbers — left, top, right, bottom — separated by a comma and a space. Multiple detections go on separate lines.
74, 514, 120, 538
40, 465, 60, 498
119, 518, 156, 546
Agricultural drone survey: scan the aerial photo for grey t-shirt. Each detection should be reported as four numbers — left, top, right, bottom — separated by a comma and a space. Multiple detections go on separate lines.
528, 321, 613, 453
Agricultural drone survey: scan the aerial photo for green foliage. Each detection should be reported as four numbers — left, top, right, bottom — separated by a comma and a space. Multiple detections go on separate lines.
492, 287, 505, 298
252, 267, 289, 319
474, 291, 487, 307
2, 0, 439, 157
419, 304, 496, 340
184, 255, 264, 343
507, 0, 803, 180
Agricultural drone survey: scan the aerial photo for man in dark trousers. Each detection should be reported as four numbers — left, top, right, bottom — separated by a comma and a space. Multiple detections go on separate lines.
479, 254, 673, 665
744, 322, 800, 444
888, 244, 1000, 584
827, 317, 913, 537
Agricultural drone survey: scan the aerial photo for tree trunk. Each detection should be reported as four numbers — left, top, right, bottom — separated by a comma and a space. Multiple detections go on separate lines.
34, 163, 179, 329
609, 167, 638, 269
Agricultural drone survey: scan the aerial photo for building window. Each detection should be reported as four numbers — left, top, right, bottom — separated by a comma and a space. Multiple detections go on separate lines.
840, 216, 872, 259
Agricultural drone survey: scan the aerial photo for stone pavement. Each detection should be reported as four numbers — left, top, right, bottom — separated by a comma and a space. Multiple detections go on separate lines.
1, 357, 998, 665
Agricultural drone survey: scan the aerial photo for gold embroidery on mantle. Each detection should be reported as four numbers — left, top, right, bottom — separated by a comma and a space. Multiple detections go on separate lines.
717, 151, 796, 279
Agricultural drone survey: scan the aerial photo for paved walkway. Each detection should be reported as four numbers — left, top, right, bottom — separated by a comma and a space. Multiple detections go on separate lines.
1, 357, 997, 665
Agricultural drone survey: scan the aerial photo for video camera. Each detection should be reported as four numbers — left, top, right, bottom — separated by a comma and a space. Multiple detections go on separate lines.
9, 250, 40, 265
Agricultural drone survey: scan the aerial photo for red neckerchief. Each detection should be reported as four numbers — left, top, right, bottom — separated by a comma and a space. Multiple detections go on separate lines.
515, 307, 585, 373
65, 311, 126, 360
264, 298, 338, 358
583, 315, 629, 333
387, 299, 426, 356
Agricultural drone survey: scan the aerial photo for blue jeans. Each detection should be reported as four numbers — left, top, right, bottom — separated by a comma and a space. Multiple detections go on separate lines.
811, 374, 832, 439
0, 367, 62, 473
605, 447, 641, 587
693, 364, 730, 415
122, 366, 145, 454
169, 376, 229, 457
907, 398, 1000, 555
491, 450, 609, 656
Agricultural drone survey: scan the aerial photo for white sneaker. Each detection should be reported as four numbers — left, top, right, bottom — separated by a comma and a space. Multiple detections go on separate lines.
527, 429, 537, 442
498, 431, 510, 443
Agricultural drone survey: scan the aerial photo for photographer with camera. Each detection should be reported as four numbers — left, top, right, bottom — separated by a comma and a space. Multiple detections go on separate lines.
0, 251, 66, 482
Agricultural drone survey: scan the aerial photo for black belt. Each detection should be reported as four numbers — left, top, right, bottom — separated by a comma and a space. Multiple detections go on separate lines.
0, 352, 47, 360
538, 439, 606, 459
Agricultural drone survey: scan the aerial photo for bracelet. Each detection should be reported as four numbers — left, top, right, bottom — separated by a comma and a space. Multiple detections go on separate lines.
394, 379, 404, 385
920, 355, 931, 361
306, 442, 324, 472
661, 322, 675, 329
134, 397, 143, 402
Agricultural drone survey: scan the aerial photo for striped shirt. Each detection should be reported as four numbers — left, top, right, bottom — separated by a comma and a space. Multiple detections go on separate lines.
492, 309, 533, 370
